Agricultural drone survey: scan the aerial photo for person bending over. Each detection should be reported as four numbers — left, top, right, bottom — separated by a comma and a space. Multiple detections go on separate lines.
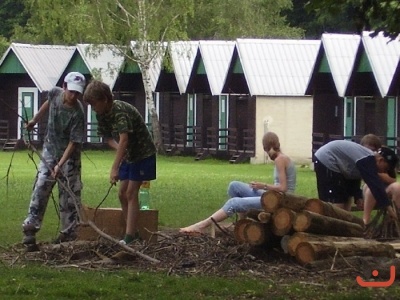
314, 139, 398, 224
360, 134, 400, 224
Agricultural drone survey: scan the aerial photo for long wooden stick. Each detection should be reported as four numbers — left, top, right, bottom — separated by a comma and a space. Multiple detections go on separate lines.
87, 221, 160, 263
28, 142, 160, 264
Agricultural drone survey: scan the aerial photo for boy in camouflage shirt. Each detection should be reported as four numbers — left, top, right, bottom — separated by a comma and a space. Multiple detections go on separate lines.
83, 80, 156, 245
22, 72, 86, 245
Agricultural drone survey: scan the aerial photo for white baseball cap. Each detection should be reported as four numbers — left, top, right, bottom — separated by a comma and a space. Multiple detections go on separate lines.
64, 72, 86, 94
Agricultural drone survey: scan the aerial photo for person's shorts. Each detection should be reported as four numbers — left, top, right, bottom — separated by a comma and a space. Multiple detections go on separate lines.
314, 159, 361, 204
119, 154, 156, 181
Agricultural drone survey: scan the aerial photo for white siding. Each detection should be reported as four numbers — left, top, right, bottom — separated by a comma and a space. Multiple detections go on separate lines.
252, 95, 313, 165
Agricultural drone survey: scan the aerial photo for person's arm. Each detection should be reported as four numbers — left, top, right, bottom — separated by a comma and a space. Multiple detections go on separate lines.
105, 137, 119, 151
356, 156, 391, 208
109, 132, 129, 184
26, 100, 49, 130
250, 156, 288, 192
52, 141, 78, 177
266, 156, 288, 192
378, 172, 397, 185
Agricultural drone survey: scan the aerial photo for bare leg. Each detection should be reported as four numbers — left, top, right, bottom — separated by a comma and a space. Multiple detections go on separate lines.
180, 209, 229, 233
334, 197, 352, 211
124, 180, 141, 236
118, 180, 129, 223
386, 182, 400, 209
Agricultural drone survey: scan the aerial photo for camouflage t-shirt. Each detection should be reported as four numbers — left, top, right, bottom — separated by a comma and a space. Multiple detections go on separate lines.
45, 87, 85, 159
97, 100, 156, 163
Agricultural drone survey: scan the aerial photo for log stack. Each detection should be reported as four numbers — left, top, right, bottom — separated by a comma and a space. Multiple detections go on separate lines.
233, 190, 396, 266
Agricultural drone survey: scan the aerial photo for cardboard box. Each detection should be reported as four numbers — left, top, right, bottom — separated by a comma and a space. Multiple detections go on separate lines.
77, 206, 158, 243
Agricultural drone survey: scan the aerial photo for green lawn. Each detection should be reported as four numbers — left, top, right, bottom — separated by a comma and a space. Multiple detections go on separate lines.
0, 150, 317, 245
0, 150, 398, 299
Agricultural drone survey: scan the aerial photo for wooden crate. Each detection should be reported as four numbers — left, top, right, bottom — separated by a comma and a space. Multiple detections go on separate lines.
77, 206, 158, 243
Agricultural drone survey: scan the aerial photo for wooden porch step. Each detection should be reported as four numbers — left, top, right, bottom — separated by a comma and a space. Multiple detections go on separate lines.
194, 150, 209, 161
165, 147, 176, 155
229, 153, 242, 163
229, 152, 251, 164
2, 139, 19, 151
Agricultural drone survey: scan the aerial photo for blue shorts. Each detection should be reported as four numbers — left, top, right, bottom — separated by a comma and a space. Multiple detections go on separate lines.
119, 154, 156, 181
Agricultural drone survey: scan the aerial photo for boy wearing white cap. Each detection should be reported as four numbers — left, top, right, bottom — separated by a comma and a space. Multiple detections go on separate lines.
22, 72, 86, 245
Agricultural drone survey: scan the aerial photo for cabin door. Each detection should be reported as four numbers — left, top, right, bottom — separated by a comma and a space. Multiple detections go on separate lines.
18, 88, 38, 141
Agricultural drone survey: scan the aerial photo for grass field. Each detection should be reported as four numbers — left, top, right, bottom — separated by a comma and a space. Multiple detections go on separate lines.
0, 150, 398, 299
0, 150, 317, 245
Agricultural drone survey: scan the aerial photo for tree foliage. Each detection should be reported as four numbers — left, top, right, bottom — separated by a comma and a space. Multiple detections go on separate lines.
306, 0, 400, 39
12, 0, 304, 44
0, 0, 29, 39
89, 0, 193, 45
187, 0, 304, 39
13, 0, 99, 44
0, 0, 29, 54
284, 0, 360, 38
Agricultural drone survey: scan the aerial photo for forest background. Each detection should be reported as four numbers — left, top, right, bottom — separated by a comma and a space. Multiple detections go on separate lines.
1, 0, 399, 154
0, 0, 399, 58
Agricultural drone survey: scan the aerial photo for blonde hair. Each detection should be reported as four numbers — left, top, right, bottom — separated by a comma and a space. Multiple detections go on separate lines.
360, 134, 381, 151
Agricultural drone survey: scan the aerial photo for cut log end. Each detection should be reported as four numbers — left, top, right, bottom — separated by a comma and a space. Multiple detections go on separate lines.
261, 191, 284, 213
258, 212, 272, 224
295, 242, 316, 265
293, 212, 310, 232
304, 198, 324, 215
287, 235, 303, 256
233, 219, 254, 243
272, 208, 295, 236
244, 222, 266, 246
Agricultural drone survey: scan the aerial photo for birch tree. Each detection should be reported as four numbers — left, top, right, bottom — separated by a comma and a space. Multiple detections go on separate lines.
88, 0, 194, 154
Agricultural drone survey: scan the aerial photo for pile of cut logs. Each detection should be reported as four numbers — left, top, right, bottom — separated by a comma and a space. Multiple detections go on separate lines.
233, 191, 398, 266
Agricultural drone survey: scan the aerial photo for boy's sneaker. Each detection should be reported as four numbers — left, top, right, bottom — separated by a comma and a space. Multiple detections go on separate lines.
119, 239, 128, 245
119, 232, 140, 245
52, 232, 77, 244
22, 224, 37, 245
22, 233, 36, 245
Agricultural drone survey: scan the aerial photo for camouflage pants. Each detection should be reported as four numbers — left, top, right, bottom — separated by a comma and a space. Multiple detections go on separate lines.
22, 146, 82, 235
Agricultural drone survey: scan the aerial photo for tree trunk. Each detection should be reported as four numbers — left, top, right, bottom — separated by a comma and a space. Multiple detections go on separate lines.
141, 62, 165, 154
293, 210, 364, 237
272, 207, 296, 236
258, 212, 272, 224
243, 221, 272, 246
286, 232, 367, 256
260, 191, 311, 213
150, 109, 164, 154
233, 219, 254, 243
305, 198, 364, 227
306, 256, 400, 280
295, 240, 396, 266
